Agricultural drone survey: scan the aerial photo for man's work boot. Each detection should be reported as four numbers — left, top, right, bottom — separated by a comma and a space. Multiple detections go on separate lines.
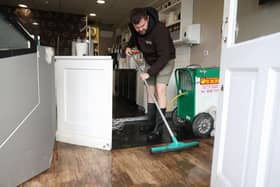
147, 108, 166, 142
139, 103, 156, 133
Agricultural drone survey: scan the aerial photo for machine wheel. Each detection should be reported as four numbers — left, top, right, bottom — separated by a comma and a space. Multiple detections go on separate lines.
171, 107, 186, 126
192, 113, 214, 138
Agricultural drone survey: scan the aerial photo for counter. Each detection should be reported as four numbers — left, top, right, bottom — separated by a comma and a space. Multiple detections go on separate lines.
54, 56, 112, 150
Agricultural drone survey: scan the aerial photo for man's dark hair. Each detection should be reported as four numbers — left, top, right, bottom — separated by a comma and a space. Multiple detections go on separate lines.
130, 8, 148, 24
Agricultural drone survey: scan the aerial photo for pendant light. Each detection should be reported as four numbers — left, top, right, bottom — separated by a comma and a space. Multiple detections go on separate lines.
96, 0, 105, 4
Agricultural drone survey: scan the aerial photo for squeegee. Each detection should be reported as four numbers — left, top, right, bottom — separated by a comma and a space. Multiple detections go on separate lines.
132, 52, 199, 153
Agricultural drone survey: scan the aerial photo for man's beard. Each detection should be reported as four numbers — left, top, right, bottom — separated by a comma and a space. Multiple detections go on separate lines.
139, 30, 147, 35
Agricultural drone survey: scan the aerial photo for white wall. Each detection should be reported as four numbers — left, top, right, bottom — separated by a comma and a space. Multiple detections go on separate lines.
190, 0, 224, 67
236, 0, 280, 43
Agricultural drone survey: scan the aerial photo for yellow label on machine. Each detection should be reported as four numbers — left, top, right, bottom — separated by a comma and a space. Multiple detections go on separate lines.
200, 77, 219, 85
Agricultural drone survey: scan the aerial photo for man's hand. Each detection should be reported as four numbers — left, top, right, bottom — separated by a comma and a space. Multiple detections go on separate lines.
125, 47, 132, 56
125, 48, 140, 56
139, 73, 150, 80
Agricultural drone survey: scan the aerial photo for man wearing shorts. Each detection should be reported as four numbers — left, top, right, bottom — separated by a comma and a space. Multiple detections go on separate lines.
125, 7, 176, 141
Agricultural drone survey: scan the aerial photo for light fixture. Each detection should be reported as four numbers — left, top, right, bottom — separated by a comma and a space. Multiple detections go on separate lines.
32, 22, 39, 26
89, 13, 96, 16
96, 0, 105, 4
18, 3, 28, 8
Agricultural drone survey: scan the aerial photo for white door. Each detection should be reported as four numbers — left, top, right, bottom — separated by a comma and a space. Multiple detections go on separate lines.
211, 0, 280, 187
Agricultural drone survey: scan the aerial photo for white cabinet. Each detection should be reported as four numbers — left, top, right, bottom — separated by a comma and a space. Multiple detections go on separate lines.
54, 56, 112, 150
158, 0, 200, 45
183, 24, 200, 44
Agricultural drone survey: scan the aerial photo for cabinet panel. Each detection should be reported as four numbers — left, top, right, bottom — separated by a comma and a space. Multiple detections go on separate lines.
55, 56, 112, 150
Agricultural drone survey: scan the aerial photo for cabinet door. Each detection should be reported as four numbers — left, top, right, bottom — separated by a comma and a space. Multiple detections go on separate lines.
55, 57, 112, 151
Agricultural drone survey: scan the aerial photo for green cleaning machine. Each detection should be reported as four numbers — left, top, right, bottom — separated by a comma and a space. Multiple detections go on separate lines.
172, 66, 220, 137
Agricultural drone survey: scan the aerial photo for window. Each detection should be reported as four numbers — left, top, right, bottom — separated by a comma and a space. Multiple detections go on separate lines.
179, 69, 193, 92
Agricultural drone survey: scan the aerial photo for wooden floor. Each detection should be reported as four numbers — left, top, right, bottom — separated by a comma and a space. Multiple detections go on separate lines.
19, 139, 213, 187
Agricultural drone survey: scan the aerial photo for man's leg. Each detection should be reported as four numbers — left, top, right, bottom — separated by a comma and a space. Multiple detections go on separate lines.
147, 83, 167, 141
139, 85, 157, 132
155, 83, 167, 108
145, 59, 174, 141
147, 85, 156, 103
147, 85, 157, 128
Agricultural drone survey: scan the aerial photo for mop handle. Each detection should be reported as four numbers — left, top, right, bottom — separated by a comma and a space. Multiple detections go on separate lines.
131, 52, 175, 138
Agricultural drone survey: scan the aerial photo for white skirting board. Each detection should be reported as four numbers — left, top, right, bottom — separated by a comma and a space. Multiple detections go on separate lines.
56, 130, 111, 150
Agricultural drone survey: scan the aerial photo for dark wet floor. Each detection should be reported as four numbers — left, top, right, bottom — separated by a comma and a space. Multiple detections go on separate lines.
113, 96, 145, 118
113, 96, 196, 149
112, 118, 196, 149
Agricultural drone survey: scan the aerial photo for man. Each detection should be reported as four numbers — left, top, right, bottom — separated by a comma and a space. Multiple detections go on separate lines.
125, 7, 176, 141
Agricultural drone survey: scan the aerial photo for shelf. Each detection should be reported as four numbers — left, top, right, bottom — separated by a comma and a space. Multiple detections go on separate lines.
173, 39, 185, 45
120, 41, 129, 46
166, 19, 181, 27
173, 39, 200, 46
159, 1, 181, 14
173, 39, 190, 46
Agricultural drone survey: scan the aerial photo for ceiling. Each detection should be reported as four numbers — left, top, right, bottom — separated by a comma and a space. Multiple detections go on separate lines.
0, 0, 161, 26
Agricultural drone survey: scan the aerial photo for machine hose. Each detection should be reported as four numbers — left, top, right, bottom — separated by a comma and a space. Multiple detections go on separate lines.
167, 92, 186, 111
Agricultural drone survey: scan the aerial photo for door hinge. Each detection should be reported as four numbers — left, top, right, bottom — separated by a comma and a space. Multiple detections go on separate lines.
225, 17, 228, 23
223, 17, 228, 43
224, 37, 227, 43
221, 84, 224, 91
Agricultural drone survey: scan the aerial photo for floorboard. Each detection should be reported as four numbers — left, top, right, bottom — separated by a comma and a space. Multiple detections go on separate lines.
19, 139, 213, 187
112, 138, 213, 187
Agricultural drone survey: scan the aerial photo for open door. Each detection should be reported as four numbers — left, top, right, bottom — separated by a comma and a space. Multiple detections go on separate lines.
211, 0, 280, 187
